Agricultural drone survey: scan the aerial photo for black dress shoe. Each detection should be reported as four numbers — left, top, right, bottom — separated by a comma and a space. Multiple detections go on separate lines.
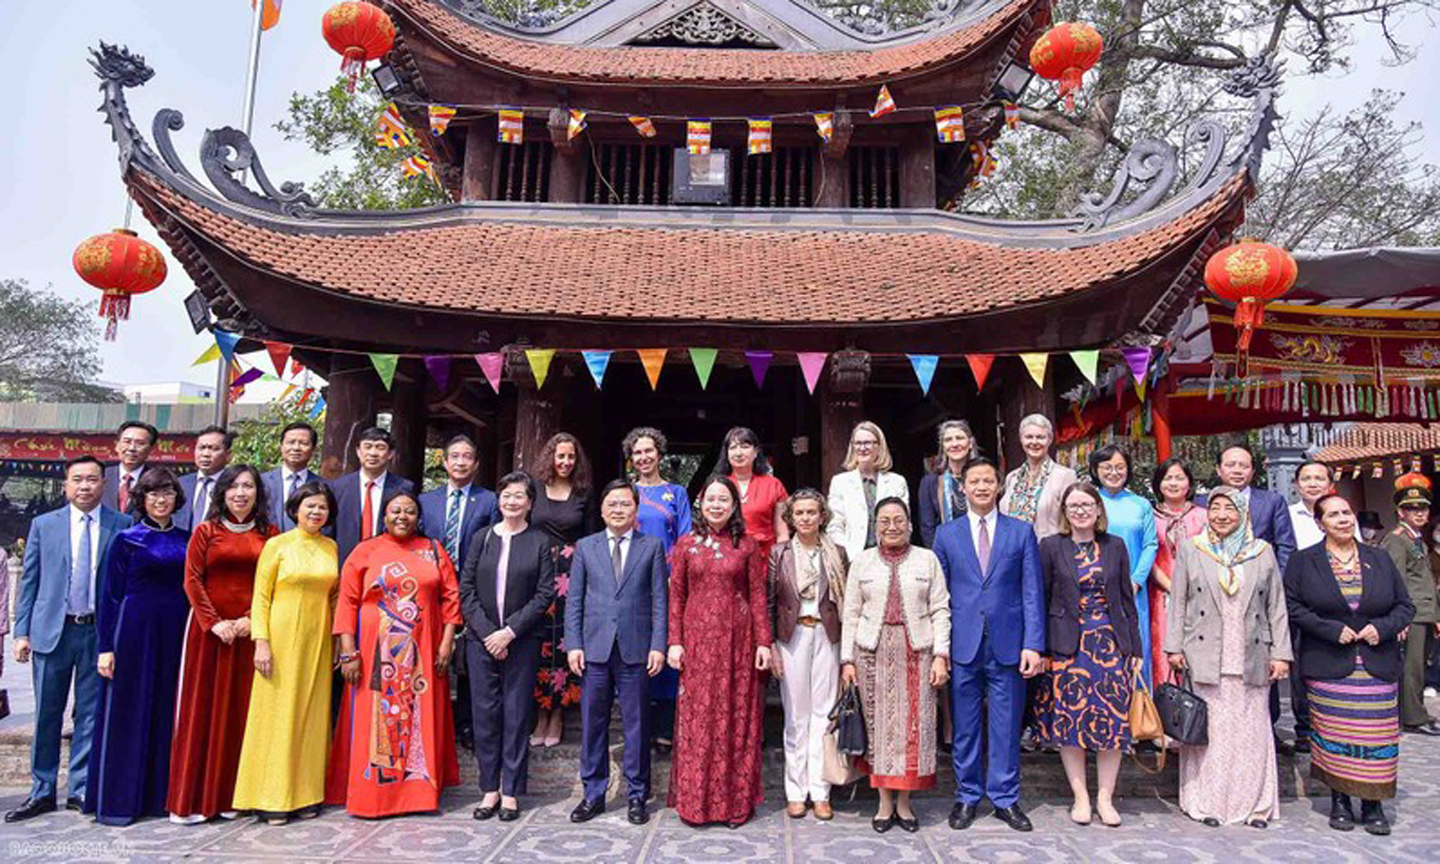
872, 813, 895, 833
1329, 792, 1355, 832
627, 799, 648, 825
1360, 800, 1390, 836
65, 796, 84, 812
1404, 720, 1440, 736
994, 804, 1034, 832
895, 814, 920, 833
948, 802, 978, 830
570, 797, 605, 823
473, 802, 499, 821
498, 805, 521, 822
5, 797, 57, 823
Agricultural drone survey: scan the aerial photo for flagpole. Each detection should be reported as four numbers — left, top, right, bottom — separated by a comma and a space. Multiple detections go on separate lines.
215, 1, 266, 427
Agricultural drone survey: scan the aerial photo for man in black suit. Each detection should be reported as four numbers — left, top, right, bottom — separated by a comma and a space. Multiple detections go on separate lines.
326, 426, 413, 563
100, 421, 157, 513
176, 425, 233, 530
260, 421, 319, 529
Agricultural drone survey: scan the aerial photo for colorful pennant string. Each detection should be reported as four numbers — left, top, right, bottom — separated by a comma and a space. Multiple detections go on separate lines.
746, 350, 773, 389
376, 103, 412, 149
966, 355, 995, 390
689, 348, 718, 389
369, 353, 399, 391
909, 354, 939, 395
476, 352, 504, 393
747, 118, 773, 155
870, 84, 896, 118
498, 109, 524, 144
264, 341, 291, 377
629, 116, 657, 138
525, 349, 555, 389
567, 109, 587, 141
797, 352, 827, 395
424, 355, 452, 393
687, 119, 712, 155
1020, 353, 1049, 388
934, 106, 964, 143
637, 348, 667, 390
582, 350, 612, 388
1068, 349, 1099, 385
428, 105, 456, 137
814, 112, 834, 142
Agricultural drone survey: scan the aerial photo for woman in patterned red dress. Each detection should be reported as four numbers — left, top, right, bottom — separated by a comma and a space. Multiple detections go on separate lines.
666, 475, 773, 826
714, 427, 788, 562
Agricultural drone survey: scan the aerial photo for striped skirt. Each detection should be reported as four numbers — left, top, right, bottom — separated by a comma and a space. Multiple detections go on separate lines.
1306, 667, 1400, 800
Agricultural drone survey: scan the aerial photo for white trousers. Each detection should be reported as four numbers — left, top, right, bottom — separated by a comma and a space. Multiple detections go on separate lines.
778, 623, 840, 803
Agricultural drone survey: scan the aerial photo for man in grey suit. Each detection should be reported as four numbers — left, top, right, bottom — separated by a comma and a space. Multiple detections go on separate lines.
566, 480, 668, 826
100, 421, 157, 513
176, 425, 233, 530
7, 456, 132, 822
260, 421, 319, 530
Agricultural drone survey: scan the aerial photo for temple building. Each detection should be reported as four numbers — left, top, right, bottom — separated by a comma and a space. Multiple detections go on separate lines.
93, 0, 1277, 488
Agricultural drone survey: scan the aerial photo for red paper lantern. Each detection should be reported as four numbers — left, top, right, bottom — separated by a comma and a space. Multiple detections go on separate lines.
72, 228, 167, 341
322, 1, 395, 91
1029, 23, 1104, 112
1204, 239, 1298, 375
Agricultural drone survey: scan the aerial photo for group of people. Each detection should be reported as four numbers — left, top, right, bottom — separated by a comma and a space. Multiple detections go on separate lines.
4, 414, 1432, 837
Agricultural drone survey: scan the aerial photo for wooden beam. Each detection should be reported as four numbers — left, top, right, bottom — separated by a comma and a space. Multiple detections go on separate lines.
320, 357, 380, 479
462, 120, 497, 202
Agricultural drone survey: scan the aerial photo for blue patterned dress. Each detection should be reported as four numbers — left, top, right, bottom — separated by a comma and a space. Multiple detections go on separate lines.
1100, 488, 1158, 686
638, 482, 690, 705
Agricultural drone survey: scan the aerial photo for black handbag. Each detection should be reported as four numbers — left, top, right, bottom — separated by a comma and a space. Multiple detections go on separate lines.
1154, 666, 1209, 746
828, 682, 867, 757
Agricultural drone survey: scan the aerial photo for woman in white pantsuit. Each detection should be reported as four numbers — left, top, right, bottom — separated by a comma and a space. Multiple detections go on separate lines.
769, 489, 849, 820
827, 422, 909, 561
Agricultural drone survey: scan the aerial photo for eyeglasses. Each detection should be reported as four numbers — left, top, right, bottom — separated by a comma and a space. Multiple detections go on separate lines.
853, 440, 878, 449
1065, 503, 1097, 513
145, 490, 178, 500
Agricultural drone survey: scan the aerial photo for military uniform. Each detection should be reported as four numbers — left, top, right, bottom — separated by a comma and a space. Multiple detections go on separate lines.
1380, 485, 1440, 731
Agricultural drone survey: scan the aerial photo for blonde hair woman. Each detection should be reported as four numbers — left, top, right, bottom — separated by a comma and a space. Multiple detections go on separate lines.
827, 422, 910, 560
1000, 414, 1076, 540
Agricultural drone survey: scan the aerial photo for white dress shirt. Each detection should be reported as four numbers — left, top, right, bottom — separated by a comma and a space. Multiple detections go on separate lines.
360, 471, 388, 536
1288, 500, 1325, 550
281, 466, 312, 498
69, 504, 102, 612
606, 528, 634, 575
966, 507, 998, 566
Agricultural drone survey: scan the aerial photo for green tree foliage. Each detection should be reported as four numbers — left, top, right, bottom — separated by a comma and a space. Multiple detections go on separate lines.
0, 278, 119, 402
230, 396, 326, 473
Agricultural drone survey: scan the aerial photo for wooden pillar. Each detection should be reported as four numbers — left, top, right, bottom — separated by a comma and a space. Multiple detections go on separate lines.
462, 121, 497, 202
548, 109, 585, 203
507, 349, 563, 475
814, 112, 853, 209
998, 360, 1049, 475
819, 350, 870, 485
899, 125, 936, 209
320, 357, 380, 479
388, 359, 427, 485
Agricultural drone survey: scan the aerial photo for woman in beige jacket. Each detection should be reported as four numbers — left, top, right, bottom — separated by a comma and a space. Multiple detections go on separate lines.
840, 498, 950, 833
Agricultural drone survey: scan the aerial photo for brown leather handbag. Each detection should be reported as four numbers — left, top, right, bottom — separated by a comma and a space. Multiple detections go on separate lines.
1128, 665, 1167, 773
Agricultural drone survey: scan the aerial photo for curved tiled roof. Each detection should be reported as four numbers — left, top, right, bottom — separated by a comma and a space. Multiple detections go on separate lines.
1315, 424, 1440, 465
390, 0, 1042, 86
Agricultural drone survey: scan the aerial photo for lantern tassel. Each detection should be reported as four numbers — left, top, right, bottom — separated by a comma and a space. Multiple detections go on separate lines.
341, 48, 365, 92
1059, 68, 1084, 112
99, 291, 130, 342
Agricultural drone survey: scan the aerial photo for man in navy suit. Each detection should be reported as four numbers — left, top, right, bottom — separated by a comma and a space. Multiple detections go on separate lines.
100, 421, 157, 513
176, 425, 232, 530
932, 457, 1045, 833
565, 480, 668, 826
327, 426, 413, 564
7, 456, 132, 822
260, 421, 319, 529
1212, 445, 1306, 752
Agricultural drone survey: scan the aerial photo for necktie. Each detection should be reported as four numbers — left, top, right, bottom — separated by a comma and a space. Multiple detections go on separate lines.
118, 474, 132, 513
194, 477, 212, 529
286, 473, 302, 528
977, 516, 992, 574
70, 513, 93, 614
362, 480, 377, 540
444, 488, 463, 564
611, 534, 624, 580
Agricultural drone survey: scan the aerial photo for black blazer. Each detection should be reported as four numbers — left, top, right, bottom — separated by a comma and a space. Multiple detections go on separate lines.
1040, 533, 1144, 659
1282, 543, 1415, 682
458, 524, 556, 641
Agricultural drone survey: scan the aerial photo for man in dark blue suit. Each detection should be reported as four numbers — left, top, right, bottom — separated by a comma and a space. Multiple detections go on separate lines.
7, 456, 132, 822
176, 425, 232, 530
932, 457, 1045, 832
260, 421, 319, 529
565, 480, 668, 826
327, 426, 413, 564
100, 421, 157, 513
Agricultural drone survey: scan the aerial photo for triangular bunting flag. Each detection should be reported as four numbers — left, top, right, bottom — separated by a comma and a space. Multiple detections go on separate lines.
1020, 353, 1049, 389
908, 354, 939, 396
689, 348, 718, 389
424, 356, 452, 393
192, 343, 221, 366
637, 349, 667, 390
279, 383, 297, 403
1135, 375, 1148, 402
965, 354, 995, 390
582, 350, 612, 389
870, 84, 896, 118
797, 352, 827, 395
369, 353, 399, 391
213, 329, 241, 365
428, 105, 456, 137
814, 112, 834, 142
263, 341, 291, 377
1122, 347, 1152, 386
1069, 349, 1099, 385
231, 367, 264, 389
309, 395, 326, 419
567, 109, 587, 141
376, 103, 412, 149
525, 349, 555, 389
746, 350, 773, 389
290, 358, 304, 376
475, 353, 504, 393
629, 116, 657, 138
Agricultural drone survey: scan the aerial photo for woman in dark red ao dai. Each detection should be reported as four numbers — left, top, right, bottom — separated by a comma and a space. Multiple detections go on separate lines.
666, 475, 773, 827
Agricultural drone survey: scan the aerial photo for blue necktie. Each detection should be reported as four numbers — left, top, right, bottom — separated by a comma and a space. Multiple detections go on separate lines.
286, 473, 302, 527
69, 514, 93, 615
444, 489, 463, 564
194, 477, 212, 530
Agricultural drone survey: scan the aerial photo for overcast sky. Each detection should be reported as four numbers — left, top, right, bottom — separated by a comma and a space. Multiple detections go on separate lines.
3, 1, 1438, 393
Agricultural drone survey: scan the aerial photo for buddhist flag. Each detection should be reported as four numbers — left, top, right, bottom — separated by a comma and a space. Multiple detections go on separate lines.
498, 109, 524, 145
1003, 101, 1020, 130
1372, 462, 1384, 479
629, 116, 657, 138
401, 154, 435, 184
968, 141, 996, 187
1020, 353, 1049, 389
428, 105, 456, 137
965, 354, 995, 390
797, 352, 827, 395
251, 0, 281, 30
263, 341, 291, 377
908, 355, 939, 396
369, 353, 399, 391
687, 120, 712, 155
567, 109, 587, 141
637, 349, 667, 390
1069, 349, 1099, 385
814, 113, 834, 143
934, 106, 964, 143
689, 348, 718, 389
475, 352, 504, 393
747, 118, 773, 155
525, 349, 555, 389
870, 84, 896, 118
376, 103, 412, 149
582, 351, 611, 389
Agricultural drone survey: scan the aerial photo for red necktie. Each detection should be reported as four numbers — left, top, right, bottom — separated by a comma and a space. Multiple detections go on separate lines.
361, 480, 376, 540
118, 474, 132, 513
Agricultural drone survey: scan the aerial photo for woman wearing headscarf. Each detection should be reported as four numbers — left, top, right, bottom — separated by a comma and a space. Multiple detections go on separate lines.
1164, 486, 1292, 828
